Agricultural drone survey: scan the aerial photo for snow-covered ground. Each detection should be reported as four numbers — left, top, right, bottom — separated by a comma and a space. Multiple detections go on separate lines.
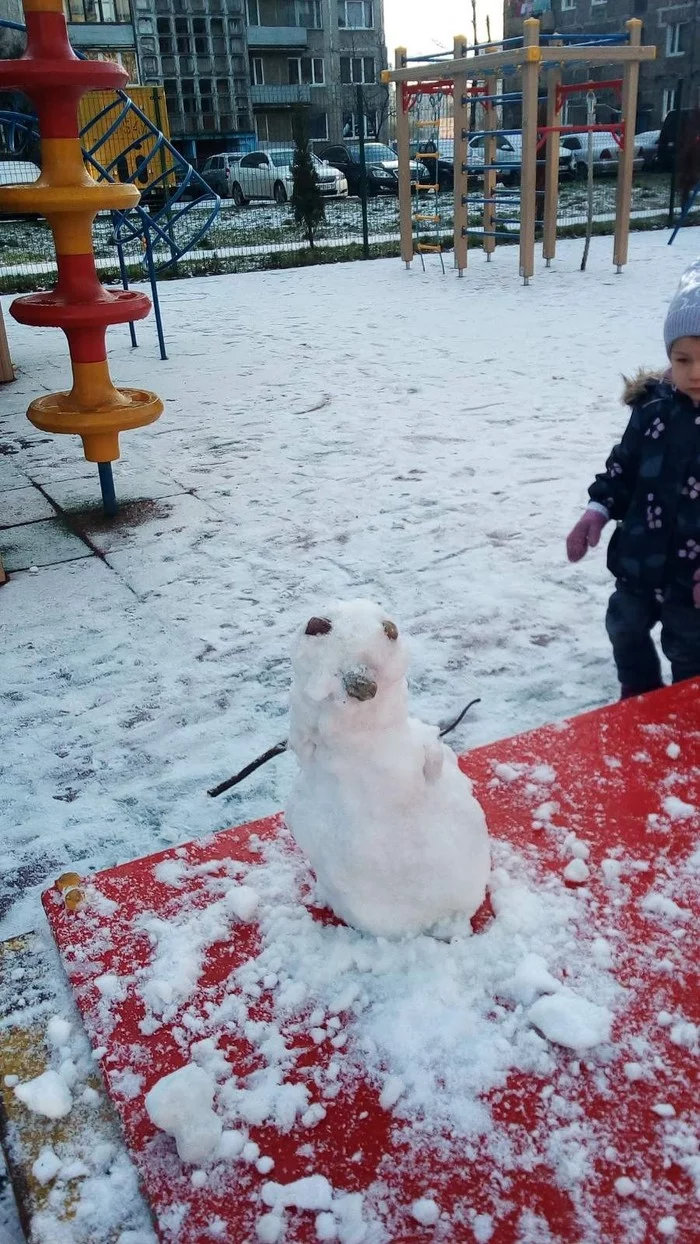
1, 228, 698, 1241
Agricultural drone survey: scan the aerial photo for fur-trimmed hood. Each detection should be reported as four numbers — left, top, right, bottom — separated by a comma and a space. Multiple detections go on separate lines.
621, 368, 668, 406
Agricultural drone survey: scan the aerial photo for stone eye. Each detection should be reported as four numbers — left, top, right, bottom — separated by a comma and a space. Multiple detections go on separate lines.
383, 620, 398, 641
305, 617, 332, 636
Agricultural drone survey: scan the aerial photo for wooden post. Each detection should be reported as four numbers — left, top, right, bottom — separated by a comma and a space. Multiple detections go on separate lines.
394, 47, 413, 269
613, 19, 642, 273
452, 34, 469, 275
542, 51, 562, 266
0, 302, 14, 384
519, 18, 540, 284
482, 57, 498, 261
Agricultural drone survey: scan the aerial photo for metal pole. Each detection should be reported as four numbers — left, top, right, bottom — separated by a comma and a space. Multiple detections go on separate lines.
97, 462, 118, 517
357, 84, 370, 259
668, 77, 684, 228
144, 227, 168, 361
580, 90, 596, 271
116, 230, 138, 349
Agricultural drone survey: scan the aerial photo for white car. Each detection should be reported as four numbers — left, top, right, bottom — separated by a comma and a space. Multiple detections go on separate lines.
634, 129, 660, 169
560, 131, 644, 178
435, 136, 577, 185
228, 149, 347, 206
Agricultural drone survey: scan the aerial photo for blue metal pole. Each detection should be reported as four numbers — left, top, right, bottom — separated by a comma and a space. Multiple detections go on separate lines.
143, 226, 167, 361
98, 462, 118, 517
115, 229, 138, 349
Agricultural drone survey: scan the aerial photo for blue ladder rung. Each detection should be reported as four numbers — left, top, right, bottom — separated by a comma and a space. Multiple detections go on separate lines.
464, 129, 524, 139
463, 228, 520, 237
466, 195, 520, 204
464, 163, 521, 172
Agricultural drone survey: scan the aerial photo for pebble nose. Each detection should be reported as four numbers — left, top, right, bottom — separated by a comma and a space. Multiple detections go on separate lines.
343, 673, 378, 701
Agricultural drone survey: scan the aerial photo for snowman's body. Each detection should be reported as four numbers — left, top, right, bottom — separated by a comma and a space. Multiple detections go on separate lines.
286, 601, 490, 938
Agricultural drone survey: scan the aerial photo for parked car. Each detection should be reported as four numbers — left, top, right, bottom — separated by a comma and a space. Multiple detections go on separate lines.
560, 131, 644, 178
423, 136, 576, 186
318, 141, 426, 196
200, 152, 244, 197
266, 148, 348, 199
206, 149, 348, 205
657, 109, 700, 174
634, 129, 660, 170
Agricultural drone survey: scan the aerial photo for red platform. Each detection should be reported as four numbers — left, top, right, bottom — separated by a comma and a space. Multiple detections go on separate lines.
43, 681, 700, 1243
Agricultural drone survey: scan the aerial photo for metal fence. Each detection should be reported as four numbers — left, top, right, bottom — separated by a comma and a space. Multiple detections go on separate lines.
0, 82, 695, 294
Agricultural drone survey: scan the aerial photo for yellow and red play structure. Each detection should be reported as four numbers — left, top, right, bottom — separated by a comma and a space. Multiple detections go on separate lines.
0, 0, 163, 514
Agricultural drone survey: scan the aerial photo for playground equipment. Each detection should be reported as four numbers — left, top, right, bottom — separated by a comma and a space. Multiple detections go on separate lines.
0, 0, 164, 515
409, 87, 450, 272
382, 19, 656, 282
0, 17, 221, 362
4, 677, 691, 1240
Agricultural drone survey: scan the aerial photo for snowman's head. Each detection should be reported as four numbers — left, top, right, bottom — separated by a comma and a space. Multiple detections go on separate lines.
290, 599, 410, 738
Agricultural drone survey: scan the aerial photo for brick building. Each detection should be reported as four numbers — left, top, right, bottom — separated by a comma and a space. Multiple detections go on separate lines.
503, 0, 699, 131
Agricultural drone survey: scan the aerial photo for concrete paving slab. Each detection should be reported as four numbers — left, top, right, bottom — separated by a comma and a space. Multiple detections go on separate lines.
2, 518, 90, 571
0, 486, 55, 528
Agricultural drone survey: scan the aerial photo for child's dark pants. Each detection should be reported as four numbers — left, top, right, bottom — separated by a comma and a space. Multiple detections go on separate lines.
606, 582, 700, 695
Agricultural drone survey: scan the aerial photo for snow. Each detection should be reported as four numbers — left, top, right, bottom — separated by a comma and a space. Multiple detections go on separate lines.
563, 858, 590, 884
410, 1198, 441, 1225
286, 599, 490, 936
224, 883, 260, 921
31, 1147, 63, 1186
144, 1063, 222, 1164
662, 795, 696, 821
527, 991, 612, 1051
261, 1175, 334, 1211
13, 1069, 73, 1119
3, 230, 700, 1241
1, 229, 696, 950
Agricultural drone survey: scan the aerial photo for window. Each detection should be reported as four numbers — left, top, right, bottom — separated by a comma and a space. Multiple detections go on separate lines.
310, 112, 328, 140
342, 108, 377, 137
251, 56, 264, 84
66, 0, 131, 21
338, 1, 373, 29
340, 56, 375, 84
662, 87, 678, 117
246, 0, 259, 22
296, 0, 322, 27
288, 56, 324, 85
666, 23, 684, 56
561, 0, 575, 10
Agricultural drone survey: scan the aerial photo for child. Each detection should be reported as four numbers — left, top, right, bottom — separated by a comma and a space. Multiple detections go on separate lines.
566, 263, 700, 699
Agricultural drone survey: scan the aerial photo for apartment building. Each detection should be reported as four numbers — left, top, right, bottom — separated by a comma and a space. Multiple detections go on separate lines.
60, 0, 386, 162
247, 0, 388, 146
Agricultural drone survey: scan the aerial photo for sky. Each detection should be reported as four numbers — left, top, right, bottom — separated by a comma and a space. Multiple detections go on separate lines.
383, 0, 505, 64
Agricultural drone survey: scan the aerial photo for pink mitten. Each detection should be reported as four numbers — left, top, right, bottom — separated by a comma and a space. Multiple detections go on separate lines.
566, 509, 608, 563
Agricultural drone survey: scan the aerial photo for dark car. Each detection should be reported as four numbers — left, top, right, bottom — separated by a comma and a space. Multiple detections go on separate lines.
411, 140, 454, 191
318, 141, 425, 196
658, 108, 700, 174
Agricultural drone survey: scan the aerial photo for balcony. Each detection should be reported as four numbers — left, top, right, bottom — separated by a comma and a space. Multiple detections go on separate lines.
68, 22, 135, 46
247, 26, 308, 48
250, 83, 312, 106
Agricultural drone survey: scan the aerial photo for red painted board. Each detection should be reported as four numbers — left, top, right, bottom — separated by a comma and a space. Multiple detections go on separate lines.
43, 680, 700, 1243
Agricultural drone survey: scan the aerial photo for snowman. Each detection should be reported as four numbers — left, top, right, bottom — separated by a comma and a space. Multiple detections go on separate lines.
286, 600, 490, 938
